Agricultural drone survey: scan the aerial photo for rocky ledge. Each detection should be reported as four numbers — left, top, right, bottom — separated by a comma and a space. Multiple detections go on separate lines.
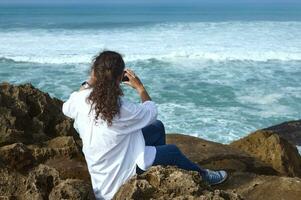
0, 82, 300, 200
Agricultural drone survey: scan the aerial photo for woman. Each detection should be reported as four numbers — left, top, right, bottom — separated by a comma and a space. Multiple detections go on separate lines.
62, 50, 227, 200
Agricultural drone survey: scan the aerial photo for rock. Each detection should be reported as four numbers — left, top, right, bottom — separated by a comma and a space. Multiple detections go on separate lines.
166, 133, 277, 176
45, 157, 91, 182
0, 142, 34, 170
0, 163, 93, 200
0, 106, 25, 146
0, 82, 78, 147
49, 179, 95, 200
27, 136, 82, 163
0, 82, 92, 199
217, 172, 301, 200
230, 130, 301, 177
115, 157, 301, 200
263, 119, 301, 146
0, 167, 27, 198
24, 164, 61, 199
113, 165, 242, 200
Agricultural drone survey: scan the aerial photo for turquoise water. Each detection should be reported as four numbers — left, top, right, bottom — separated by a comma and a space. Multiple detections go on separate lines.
1, 4, 301, 143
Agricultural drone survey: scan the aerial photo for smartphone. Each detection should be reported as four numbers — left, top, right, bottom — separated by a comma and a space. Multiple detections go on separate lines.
81, 80, 88, 86
122, 72, 129, 82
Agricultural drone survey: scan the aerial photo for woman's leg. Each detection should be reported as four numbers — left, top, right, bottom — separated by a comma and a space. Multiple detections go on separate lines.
141, 119, 166, 146
140, 120, 205, 175
136, 119, 166, 174
137, 120, 206, 176
152, 144, 207, 177
137, 121, 227, 185
151, 144, 228, 185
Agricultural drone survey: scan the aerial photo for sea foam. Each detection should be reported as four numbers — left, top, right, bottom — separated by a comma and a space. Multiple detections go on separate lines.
1, 21, 301, 64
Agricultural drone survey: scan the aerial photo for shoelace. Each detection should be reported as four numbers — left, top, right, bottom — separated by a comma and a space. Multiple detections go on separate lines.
205, 170, 222, 183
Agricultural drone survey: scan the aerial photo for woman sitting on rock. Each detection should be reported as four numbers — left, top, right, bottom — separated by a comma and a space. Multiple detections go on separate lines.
62, 50, 227, 200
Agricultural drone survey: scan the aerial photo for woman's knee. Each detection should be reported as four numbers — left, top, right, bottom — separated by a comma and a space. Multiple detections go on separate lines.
155, 119, 165, 134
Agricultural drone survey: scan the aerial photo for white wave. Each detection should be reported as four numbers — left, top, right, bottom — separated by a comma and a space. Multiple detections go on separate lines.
0, 55, 93, 64
1, 21, 301, 64
157, 102, 258, 144
2, 50, 301, 65
237, 93, 283, 105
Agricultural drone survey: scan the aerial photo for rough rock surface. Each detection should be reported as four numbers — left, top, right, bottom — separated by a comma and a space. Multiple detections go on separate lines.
116, 133, 301, 200
113, 165, 242, 200
217, 172, 301, 200
230, 130, 301, 177
0, 81, 79, 146
0, 142, 34, 170
49, 179, 95, 200
1, 82, 301, 200
0, 82, 93, 199
263, 119, 301, 146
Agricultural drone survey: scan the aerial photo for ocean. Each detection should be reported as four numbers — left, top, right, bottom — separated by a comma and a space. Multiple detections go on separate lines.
1, 4, 301, 145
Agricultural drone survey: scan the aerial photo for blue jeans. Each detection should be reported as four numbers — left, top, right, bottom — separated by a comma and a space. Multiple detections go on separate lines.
136, 119, 206, 177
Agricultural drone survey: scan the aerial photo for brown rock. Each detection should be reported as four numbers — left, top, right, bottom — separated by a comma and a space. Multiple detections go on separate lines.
166, 133, 277, 175
263, 119, 301, 146
47, 135, 78, 148
0, 162, 93, 200
0, 142, 34, 170
0, 82, 78, 147
230, 130, 301, 177
0, 82, 91, 199
49, 179, 95, 200
0, 106, 25, 146
45, 157, 91, 182
113, 165, 242, 200
0, 167, 27, 198
27, 136, 82, 163
24, 164, 61, 200
217, 172, 301, 200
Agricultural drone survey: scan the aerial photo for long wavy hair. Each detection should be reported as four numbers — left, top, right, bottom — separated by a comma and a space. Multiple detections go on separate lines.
86, 50, 125, 126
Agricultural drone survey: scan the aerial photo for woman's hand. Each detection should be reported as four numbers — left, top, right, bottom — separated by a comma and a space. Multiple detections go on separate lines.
78, 78, 93, 91
78, 86, 85, 91
123, 68, 145, 93
123, 68, 152, 102
79, 83, 88, 91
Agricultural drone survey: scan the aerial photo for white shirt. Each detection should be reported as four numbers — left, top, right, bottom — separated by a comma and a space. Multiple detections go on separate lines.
62, 87, 158, 200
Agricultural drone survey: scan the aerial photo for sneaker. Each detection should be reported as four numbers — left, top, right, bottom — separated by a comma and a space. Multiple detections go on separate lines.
202, 169, 228, 186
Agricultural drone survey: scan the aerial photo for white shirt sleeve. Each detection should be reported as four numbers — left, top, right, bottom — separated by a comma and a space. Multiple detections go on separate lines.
114, 100, 158, 134
62, 91, 79, 119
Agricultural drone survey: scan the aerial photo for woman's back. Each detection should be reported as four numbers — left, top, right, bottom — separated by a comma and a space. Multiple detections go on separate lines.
62, 87, 158, 200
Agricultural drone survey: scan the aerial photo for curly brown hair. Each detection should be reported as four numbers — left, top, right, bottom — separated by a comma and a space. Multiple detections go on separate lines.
86, 50, 125, 126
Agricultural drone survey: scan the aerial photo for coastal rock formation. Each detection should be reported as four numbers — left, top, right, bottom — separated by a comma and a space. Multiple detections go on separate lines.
0, 81, 79, 146
0, 142, 34, 170
0, 82, 93, 199
230, 130, 301, 177
49, 179, 95, 200
217, 172, 301, 200
113, 165, 242, 200
114, 166, 301, 200
263, 120, 301, 146
116, 133, 301, 200
0, 82, 301, 200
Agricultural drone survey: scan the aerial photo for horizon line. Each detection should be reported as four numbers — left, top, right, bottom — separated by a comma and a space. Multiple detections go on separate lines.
1, 2, 301, 5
